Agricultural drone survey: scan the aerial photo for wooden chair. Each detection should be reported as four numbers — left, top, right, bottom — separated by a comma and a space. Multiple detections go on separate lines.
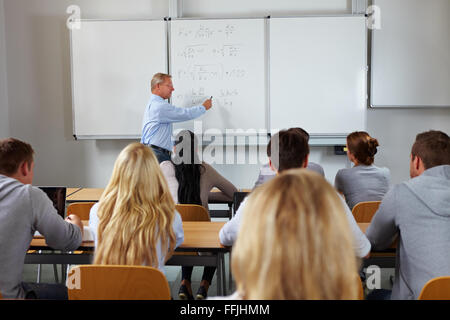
66, 202, 96, 221
418, 276, 450, 300
175, 204, 210, 222
67, 265, 171, 300
351, 201, 381, 223
357, 276, 364, 300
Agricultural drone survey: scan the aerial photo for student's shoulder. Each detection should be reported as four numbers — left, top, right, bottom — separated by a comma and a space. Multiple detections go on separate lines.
336, 167, 352, 178
160, 160, 175, 172
200, 162, 217, 175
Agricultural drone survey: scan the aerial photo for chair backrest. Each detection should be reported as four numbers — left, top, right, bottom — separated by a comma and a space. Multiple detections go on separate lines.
67, 265, 171, 300
418, 276, 450, 300
175, 204, 210, 221
233, 191, 249, 216
351, 201, 381, 223
66, 202, 96, 221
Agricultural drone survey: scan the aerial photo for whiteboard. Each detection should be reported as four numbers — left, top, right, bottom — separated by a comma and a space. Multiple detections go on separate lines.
371, 0, 450, 107
170, 19, 267, 135
269, 16, 367, 136
70, 20, 167, 139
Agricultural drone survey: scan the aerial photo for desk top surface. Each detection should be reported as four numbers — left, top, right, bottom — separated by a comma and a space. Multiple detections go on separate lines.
30, 221, 227, 251
66, 187, 250, 202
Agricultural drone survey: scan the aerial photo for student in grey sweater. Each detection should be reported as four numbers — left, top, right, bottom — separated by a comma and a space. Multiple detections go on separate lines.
366, 130, 450, 300
335, 131, 391, 210
0, 138, 83, 299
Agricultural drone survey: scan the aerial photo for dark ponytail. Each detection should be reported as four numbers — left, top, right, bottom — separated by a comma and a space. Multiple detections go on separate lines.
172, 130, 204, 205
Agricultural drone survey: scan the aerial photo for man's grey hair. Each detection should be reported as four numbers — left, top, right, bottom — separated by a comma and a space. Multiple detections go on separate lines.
151, 73, 171, 90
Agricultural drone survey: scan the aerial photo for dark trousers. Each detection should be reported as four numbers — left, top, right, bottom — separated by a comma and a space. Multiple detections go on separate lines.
182, 266, 216, 285
151, 146, 171, 163
22, 282, 68, 300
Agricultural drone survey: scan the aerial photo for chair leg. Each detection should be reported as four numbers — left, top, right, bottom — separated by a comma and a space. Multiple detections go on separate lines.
36, 250, 42, 283
216, 254, 222, 296
53, 264, 59, 283
228, 252, 233, 293
221, 252, 226, 295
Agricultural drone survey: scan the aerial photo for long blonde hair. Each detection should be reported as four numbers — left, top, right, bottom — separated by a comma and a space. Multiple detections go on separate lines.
93, 143, 176, 266
232, 169, 360, 300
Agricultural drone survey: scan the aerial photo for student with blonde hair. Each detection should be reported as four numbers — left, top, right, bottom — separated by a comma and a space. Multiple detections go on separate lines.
217, 169, 360, 300
89, 142, 184, 270
335, 131, 391, 210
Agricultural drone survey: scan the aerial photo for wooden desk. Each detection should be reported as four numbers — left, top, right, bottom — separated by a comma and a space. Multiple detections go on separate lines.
67, 188, 237, 219
66, 188, 82, 197
66, 188, 104, 202
358, 222, 396, 269
27, 221, 228, 295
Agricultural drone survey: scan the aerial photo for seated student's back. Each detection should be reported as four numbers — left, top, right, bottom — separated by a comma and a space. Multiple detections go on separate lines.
213, 169, 361, 300
89, 142, 184, 272
366, 130, 450, 299
159, 130, 237, 300
0, 138, 82, 299
335, 131, 390, 210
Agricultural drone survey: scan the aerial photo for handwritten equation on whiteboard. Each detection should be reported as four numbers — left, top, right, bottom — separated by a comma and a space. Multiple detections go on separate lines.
175, 87, 239, 108
177, 24, 236, 39
177, 64, 246, 81
177, 44, 242, 59
172, 22, 249, 111
171, 19, 266, 131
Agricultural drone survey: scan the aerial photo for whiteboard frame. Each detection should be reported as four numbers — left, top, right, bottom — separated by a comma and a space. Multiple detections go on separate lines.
69, 15, 367, 144
369, 0, 450, 108
268, 14, 368, 138
70, 19, 169, 140
168, 16, 269, 139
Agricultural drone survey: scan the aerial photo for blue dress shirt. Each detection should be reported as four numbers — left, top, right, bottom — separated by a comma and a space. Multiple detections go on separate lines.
140, 94, 206, 151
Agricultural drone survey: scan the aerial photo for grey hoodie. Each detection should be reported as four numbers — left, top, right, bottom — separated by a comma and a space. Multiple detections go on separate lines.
366, 165, 450, 299
0, 175, 82, 299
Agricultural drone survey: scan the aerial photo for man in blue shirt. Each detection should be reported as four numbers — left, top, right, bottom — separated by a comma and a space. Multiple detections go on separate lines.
141, 73, 212, 162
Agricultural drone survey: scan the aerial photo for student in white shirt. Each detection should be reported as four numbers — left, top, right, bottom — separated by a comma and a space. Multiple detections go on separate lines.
219, 128, 371, 259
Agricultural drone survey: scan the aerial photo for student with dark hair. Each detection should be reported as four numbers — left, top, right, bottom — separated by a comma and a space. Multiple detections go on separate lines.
220, 128, 371, 259
160, 130, 237, 300
253, 128, 324, 188
0, 138, 83, 299
335, 131, 391, 210
366, 130, 450, 300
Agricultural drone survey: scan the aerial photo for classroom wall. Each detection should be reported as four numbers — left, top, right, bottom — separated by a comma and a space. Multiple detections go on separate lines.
2, 0, 450, 189
0, 0, 9, 138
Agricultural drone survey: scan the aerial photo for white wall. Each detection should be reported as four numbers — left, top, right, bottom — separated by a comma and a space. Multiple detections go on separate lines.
0, 0, 9, 138
2, 0, 449, 189
3, 0, 167, 187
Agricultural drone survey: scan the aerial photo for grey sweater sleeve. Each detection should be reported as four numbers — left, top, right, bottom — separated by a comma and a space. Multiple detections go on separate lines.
30, 187, 82, 251
366, 185, 399, 250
